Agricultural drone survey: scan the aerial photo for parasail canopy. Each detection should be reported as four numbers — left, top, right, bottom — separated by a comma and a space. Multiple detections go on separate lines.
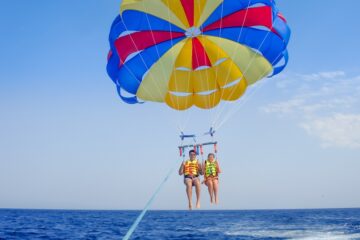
107, 0, 291, 110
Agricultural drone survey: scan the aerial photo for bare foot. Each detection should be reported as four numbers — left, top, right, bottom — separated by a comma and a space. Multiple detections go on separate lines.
188, 202, 193, 210
210, 198, 214, 204
196, 202, 201, 209
215, 198, 219, 204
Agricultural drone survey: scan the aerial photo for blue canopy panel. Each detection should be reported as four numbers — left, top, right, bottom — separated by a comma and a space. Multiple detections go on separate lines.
107, 11, 186, 104
272, 14, 291, 46
203, 27, 287, 75
110, 10, 184, 39
201, 0, 275, 29
114, 37, 185, 99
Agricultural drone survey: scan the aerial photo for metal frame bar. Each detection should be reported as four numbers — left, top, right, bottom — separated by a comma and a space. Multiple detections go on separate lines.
178, 141, 217, 149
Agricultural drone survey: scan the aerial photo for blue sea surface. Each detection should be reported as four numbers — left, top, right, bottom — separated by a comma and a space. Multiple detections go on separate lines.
0, 208, 360, 239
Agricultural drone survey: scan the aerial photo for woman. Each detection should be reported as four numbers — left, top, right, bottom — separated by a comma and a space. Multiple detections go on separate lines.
202, 153, 221, 204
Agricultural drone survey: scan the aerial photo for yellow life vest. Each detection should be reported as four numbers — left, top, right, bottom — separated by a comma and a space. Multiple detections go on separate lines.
184, 159, 199, 176
205, 160, 218, 177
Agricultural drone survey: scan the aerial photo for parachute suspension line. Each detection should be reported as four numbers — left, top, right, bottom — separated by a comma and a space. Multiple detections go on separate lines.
199, 144, 205, 168
180, 109, 193, 135
163, 2, 191, 132
200, 144, 204, 158
164, 2, 182, 113
215, 50, 285, 131
209, 0, 226, 127
164, 6, 188, 132
211, 24, 272, 130
143, 2, 170, 85
210, 0, 251, 127
120, 63, 159, 104
210, 128, 218, 160
190, 3, 211, 130
142, 2, 175, 102
211, 25, 274, 131
162, 3, 190, 133
196, 0, 212, 115
118, 14, 165, 103
214, 142, 218, 160
210, 0, 252, 129
179, 127, 217, 161
209, 0, 286, 130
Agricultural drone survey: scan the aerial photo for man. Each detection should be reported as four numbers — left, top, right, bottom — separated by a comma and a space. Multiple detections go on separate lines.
179, 150, 202, 210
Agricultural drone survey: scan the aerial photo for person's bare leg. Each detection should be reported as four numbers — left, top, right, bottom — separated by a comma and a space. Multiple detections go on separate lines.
194, 179, 201, 208
185, 180, 193, 210
207, 180, 214, 204
213, 179, 219, 204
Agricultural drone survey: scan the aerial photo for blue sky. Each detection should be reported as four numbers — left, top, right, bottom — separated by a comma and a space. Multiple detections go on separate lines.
0, 0, 359, 210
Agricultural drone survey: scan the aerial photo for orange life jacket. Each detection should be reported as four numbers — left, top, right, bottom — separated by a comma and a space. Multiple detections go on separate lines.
184, 159, 199, 176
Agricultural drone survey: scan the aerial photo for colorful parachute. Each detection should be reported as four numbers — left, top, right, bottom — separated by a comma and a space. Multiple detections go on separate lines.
107, 0, 290, 110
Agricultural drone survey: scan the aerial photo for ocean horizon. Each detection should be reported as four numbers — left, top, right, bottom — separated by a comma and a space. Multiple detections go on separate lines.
1, 208, 360, 239
1, 207, 360, 212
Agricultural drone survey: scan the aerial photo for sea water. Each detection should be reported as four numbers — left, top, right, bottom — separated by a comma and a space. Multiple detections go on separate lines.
1, 208, 360, 239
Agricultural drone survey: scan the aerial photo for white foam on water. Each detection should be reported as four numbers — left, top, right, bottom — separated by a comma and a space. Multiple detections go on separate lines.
292, 232, 360, 240
224, 229, 360, 240
198, 216, 360, 240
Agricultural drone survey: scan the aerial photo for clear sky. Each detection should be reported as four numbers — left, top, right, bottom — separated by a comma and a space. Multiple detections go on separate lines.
0, 0, 359, 210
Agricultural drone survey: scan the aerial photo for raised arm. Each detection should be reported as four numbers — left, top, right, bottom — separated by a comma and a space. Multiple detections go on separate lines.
216, 161, 221, 174
178, 162, 184, 175
201, 161, 206, 176
198, 161, 203, 175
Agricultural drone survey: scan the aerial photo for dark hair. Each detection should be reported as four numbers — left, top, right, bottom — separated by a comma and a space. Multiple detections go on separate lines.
189, 150, 196, 155
208, 153, 215, 158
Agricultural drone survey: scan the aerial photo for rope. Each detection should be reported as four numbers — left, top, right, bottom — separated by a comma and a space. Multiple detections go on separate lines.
122, 155, 181, 240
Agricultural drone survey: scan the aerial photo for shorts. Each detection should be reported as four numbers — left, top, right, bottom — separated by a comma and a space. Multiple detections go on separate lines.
205, 176, 219, 186
184, 175, 200, 186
